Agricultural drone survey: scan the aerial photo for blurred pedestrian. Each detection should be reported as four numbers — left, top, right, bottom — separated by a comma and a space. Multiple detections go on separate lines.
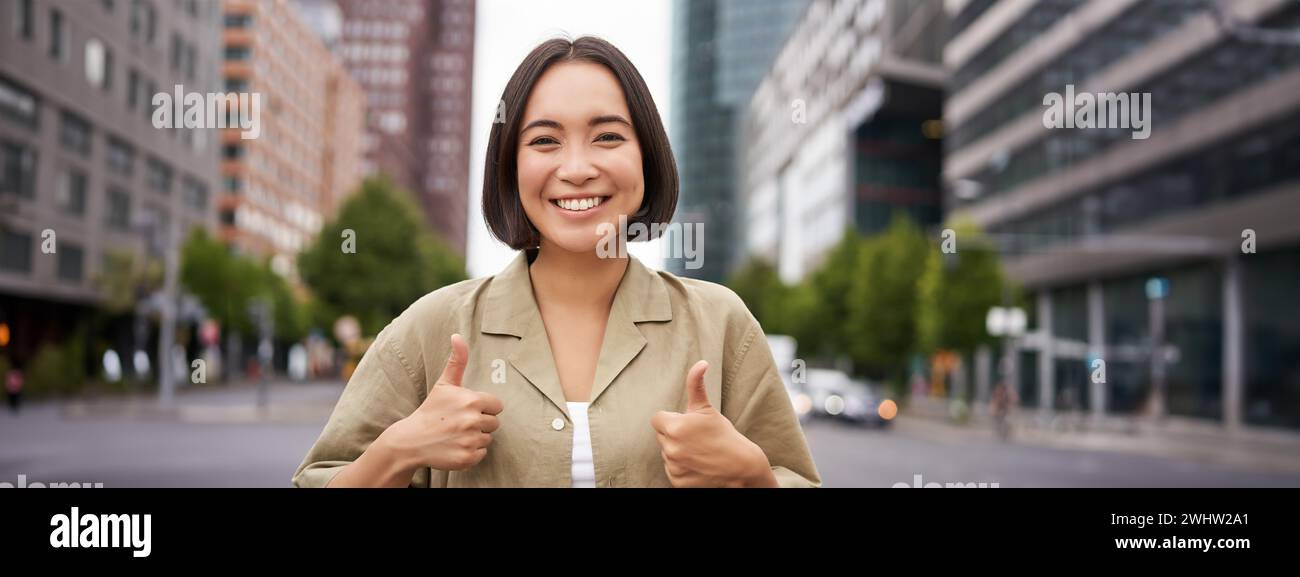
990, 380, 1018, 440
5, 369, 23, 414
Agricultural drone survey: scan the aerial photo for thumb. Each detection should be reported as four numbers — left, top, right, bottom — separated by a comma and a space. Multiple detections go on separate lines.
437, 334, 469, 387
684, 360, 711, 412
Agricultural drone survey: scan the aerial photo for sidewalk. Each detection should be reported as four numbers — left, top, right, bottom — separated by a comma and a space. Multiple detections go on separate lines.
52, 379, 344, 425
899, 397, 1300, 476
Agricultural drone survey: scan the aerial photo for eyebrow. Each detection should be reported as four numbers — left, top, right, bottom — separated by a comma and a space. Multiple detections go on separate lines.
520, 114, 632, 134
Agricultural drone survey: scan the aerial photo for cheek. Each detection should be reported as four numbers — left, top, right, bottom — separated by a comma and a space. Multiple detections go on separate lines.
608, 145, 645, 200
516, 152, 549, 198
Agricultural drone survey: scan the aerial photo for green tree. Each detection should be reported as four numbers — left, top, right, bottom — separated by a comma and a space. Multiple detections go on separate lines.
95, 249, 163, 315
298, 177, 466, 336
180, 227, 268, 336
845, 214, 929, 382
727, 258, 790, 334
917, 220, 1005, 356
800, 229, 864, 360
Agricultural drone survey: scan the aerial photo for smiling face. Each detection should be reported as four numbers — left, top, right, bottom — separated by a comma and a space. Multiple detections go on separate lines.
515, 61, 645, 255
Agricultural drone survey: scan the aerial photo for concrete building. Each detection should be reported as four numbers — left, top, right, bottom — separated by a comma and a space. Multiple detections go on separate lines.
219, 0, 365, 273
332, 0, 475, 255
740, 0, 947, 283
943, 0, 1300, 431
0, 0, 222, 364
668, 0, 809, 282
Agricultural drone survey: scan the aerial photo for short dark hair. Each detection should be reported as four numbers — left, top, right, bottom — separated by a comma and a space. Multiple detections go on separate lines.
482, 36, 678, 249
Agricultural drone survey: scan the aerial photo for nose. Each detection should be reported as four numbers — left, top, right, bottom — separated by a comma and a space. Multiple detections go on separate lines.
555, 143, 599, 186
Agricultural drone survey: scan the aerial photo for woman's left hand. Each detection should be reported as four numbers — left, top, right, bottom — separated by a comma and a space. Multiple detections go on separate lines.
650, 360, 779, 488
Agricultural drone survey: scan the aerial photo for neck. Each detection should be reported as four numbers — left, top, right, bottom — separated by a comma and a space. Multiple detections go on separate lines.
529, 241, 629, 309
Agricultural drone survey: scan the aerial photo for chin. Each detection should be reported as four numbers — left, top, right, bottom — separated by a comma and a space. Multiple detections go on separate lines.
541, 228, 606, 254
539, 215, 634, 256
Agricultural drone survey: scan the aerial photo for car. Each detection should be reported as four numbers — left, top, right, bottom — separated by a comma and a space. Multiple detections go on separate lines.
804, 368, 896, 427
766, 335, 813, 424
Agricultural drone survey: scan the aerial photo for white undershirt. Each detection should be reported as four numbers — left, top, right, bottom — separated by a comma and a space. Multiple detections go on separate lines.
566, 402, 596, 488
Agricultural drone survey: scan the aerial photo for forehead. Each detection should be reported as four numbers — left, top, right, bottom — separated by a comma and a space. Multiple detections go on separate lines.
521, 60, 631, 125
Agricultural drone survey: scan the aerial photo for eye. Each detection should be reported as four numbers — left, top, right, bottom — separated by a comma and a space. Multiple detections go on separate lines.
595, 132, 625, 143
528, 136, 559, 146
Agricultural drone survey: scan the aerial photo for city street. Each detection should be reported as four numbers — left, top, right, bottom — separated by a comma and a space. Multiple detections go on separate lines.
3, 381, 1298, 488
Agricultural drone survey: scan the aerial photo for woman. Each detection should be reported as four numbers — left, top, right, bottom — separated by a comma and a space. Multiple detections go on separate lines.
293, 36, 820, 488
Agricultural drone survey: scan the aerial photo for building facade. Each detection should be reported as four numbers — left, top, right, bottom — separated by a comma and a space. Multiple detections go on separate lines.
668, 0, 809, 282
943, 0, 1300, 431
220, 0, 365, 273
0, 0, 222, 364
332, 0, 474, 255
740, 0, 947, 283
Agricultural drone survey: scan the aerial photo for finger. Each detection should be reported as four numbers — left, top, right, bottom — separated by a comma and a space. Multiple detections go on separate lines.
478, 413, 500, 434
476, 391, 504, 415
665, 461, 690, 478
650, 410, 675, 435
437, 334, 469, 387
684, 360, 711, 412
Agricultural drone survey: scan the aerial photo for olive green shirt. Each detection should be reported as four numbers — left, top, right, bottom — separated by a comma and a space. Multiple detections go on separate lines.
292, 250, 821, 488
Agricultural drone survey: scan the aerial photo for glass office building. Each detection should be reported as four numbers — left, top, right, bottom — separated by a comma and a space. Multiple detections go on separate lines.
945, 0, 1300, 430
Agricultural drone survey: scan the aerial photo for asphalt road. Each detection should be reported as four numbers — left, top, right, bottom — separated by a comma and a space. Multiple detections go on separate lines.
3, 381, 1298, 488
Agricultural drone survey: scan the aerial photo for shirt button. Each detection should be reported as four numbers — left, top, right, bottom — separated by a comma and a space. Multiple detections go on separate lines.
551, 418, 565, 431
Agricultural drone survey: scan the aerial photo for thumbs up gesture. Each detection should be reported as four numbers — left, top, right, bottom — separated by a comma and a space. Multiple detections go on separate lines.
376, 334, 504, 472
650, 361, 778, 488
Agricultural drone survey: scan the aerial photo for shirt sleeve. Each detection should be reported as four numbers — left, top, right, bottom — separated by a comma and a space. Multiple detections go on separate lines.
291, 325, 431, 488
721, 316, 823, 488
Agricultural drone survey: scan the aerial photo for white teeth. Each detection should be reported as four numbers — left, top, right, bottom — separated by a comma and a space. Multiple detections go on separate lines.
555, 197, 604, 211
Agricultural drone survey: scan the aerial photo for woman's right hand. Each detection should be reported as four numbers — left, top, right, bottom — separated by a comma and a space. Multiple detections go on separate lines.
377, 334, 504, 473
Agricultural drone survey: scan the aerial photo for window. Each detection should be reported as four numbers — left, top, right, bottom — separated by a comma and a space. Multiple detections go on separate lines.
49, 8, 67, 62
182, 176, 208, 211
171, 33, 183, 72
127, 69, 141, 111
222, 144, 244, 160
58, 244, 84, 282
131, 0, 156, 43
0, 140, 37, 198
107, 137, 134, 176
57, 167, 87, 215
0, 75, 39, 130
15, 0, 34, 40
185, 45, 197, 80
0, 229, 32, 273
106, 188, 131, 230
86, 39, 110, 89
225, 176, 241, 193
146, 158, 172, 193
224, 14, 252, 28
144, 80, 157, 120
102, 46, 114, 91
59, 111, 92, 156
224, 46, 251, 61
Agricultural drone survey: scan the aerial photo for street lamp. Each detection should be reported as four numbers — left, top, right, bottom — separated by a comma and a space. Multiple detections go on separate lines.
986, 304, 1026, 401
1145, 276, 1170, 420
132, 210, 180, 407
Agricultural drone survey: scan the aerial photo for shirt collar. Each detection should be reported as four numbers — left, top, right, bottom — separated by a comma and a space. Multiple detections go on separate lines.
481, 249, 673, 338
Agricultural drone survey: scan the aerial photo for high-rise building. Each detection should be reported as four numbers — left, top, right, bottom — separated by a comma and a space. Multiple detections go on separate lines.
219, 0, 365, 273
943, 0, 1300, 430
668, 0, 809, 282
740, 0, 947, 283
0, 0, 222, 364
332, 0, 475, 255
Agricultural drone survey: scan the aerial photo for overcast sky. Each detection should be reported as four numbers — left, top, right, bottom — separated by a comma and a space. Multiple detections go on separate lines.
465, 0, 674, 277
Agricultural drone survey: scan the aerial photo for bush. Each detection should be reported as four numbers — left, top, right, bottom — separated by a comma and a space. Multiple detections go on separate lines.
24, 338, 87, 398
